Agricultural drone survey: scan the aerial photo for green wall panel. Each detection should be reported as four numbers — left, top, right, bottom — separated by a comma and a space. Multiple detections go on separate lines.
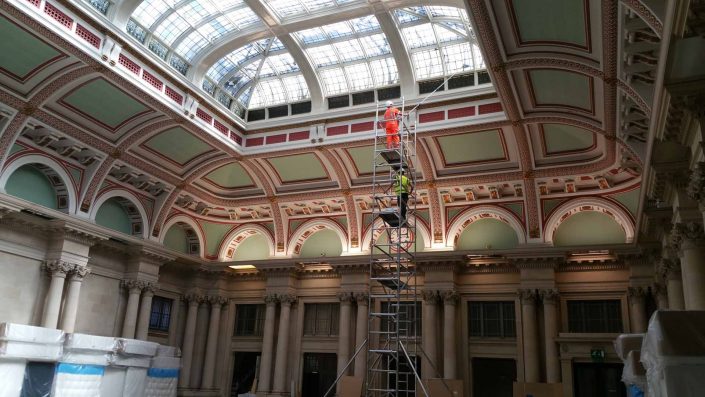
164, 225, 189, 254
95, 198, 132, 235
553, 212, 626, 246
5, 165, 57, 209
457, 218, 519, 250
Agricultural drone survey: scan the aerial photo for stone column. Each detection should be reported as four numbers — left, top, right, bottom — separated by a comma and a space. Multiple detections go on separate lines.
421, 289, 438, 378
441, 290, 459, 379
652, 283, 669, 310
660, 257, 685, 310
135, 283, 157, 340
336, 292, 354, 387
628, 287, 648, 333
121, 279, 145, 338
202, 296, 225, 389
41, 261, 71, 329
179, 293, 201, 388
354, 293, 369, 377
671, 222, 705, 309
272, 294, 296, 393
540, 289, 561, 383
59, 265, 90, 332
258, 294, 278, 394
519, 289, 539, 383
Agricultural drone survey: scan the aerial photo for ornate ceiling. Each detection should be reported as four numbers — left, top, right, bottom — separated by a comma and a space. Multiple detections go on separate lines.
0, 0, 665, 262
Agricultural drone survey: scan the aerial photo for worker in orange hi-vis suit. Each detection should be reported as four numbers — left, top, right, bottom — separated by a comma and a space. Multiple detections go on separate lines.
384, 100, 401, 149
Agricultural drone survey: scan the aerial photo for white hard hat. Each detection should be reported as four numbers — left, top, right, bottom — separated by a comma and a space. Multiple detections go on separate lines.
385, 100, 393, 107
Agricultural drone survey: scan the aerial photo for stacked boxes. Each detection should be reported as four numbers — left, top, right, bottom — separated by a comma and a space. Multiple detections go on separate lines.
146, 346, 181, 397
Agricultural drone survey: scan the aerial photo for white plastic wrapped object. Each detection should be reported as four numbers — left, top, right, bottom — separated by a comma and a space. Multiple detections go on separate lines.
65, 334, 118, 352
124, 367, 148, 397
52, 363, 104, 397
99, 367, 126, 397
0, 359, 27, 397
116, 339, 158, 356
622, 350, 646, 390
641, 310, 705, 397
150, 356, 180, 369
109, 354, 151, 368
0, 341, 62, 361
145, 368, 178, 397
614, 333, 644, 361
60, 351, 111, 366
0, 323, 64, 344
155, 346, 180, 357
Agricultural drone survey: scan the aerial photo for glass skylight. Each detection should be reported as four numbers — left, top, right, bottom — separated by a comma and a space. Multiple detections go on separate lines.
394, 6, 485, 80
295, 15, 398, 96
204, 38, 309, 110
126, 0, 262, 75
264, 0, 361, 20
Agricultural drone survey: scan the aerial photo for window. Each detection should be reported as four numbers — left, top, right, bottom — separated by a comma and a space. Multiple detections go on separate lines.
380, 301, 421, 338
567, 300, 623, 333
303, 303, 339, 336
149, 296, 173, 332
234, 304, 266, 336
468, 301, 516, 338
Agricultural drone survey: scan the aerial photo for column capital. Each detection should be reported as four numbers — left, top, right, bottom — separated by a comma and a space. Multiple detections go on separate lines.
440, 290, 459, 305
671, 221, 705, 250
421, 289, 439, 303
42, 260, 73, 276
279, 293, 297, 306
657, 257, 682, 279
121, 279, 146, 293
68, 265, 91, 281
264, 293, 279, 304
539, 288, 560, 303
518, 288, 538, 304
208, 295, 227, 307
652, 282, 667, 299
142, 282, 158, 296
336, 291, 355, 303
627, 286, 648, 300
687, 161, 705, 205
354, 292, 369, 305
183, 292, 205, 304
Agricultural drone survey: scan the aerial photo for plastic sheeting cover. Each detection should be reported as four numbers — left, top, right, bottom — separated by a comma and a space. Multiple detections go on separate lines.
20, 361, 55, 397
614, 333, 644, 361
52, 363, 104, 397
155, 346, 180, 357
124, 367, 148, 397
117, 339, 158, 356
622, 350, 646, 390
0, 341, 62, 361
0, 324, 64, 344
0, 359, 27, 397
65, 334, 118, 352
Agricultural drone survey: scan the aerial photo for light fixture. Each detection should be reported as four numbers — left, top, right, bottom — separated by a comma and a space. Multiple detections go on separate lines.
229, 265, 256, 270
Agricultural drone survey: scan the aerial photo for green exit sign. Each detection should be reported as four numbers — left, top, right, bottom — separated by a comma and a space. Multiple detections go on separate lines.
591, 348, 605, 362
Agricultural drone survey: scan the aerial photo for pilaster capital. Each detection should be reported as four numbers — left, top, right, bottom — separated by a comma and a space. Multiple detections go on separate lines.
42, 260, 73, 276
627, 286, 648, 300
142, 282, 158, 296
121, 279, 145, 293
652, 283, 668, 299
671, 221, 705, 250
539, 288, 560, 303
656, 258, 681, 279
183, 292, 205, 304
354, 292, 369, 305
421, 289, 439, 303
69, 265, 91, 280
264, 293, 279, 305
686, 162, 705, 204
517, 288, 538, 304
336, 291, 355, 303
440, 290, 459, 305
208, 295, 227, 307
279, 293, 297, 306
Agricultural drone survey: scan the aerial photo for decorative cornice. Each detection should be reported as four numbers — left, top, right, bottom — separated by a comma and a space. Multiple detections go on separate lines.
557, 262, 627, 272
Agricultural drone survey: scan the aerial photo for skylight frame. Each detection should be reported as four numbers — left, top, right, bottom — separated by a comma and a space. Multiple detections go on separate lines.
263, 0, 363, 21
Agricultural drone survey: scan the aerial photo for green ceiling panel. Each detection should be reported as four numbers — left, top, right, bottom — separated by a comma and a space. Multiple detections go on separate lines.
542, 198, 566, 219
437, 130, 505, 165
163, 225, 189, 254
299, 229, 343, 258
333, 216, 347, 229
609, 188, 641, 216
68, 168, 82, 187
363, 213, 375, 230
95, 198, 132, 235
553, 212, 626, 246
204, 162, 253, 188
457, 218, 519, 250
9, 144, 26, 156
263, 222, 275, 235
290, 219, 306, 235
501, 202, 524, 220
144, 127, 214, 165
416, 209, 430, 226
232, 234, 270, 261
0, 15, 62, 79
63, 79, 150, 129
267, 153, 327, 182
199, 221, 234, 257
529, 70, 592, 111
447, 207, 464, 224
5, 165, 57, 209
542, 124, 594, 154
510, 0, 587, 47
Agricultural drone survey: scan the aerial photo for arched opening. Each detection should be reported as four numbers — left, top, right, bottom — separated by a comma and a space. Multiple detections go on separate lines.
456, 218, 520, 250
163, 222, 201, 255
94, 197, 144, 236
553, 212, 626, 246
230, 234, 271, 261
4, 163, 69, 212
298, 229, 343, 258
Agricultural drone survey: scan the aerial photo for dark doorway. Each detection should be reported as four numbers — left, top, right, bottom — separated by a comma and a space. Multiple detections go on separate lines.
573, 362, 626, 397
230, 352, 260, 396
472, 358, 516, 397
387, 355, 421, 397
302, 353, 337, 397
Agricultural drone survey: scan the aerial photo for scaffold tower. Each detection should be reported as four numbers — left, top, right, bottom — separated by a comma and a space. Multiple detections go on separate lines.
365, 98, 426, 397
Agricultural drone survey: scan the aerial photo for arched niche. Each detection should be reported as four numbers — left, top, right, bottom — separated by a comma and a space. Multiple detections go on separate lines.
544, 198, 634, 246
1, 157, 76, 213
160, 215, 204, 257
447, 206, 526, 249
91, 190, 149, 237
456, 218, 520, 250
287, 219, 348, 258
361, 215, 432, 254
219, 224, 275, 261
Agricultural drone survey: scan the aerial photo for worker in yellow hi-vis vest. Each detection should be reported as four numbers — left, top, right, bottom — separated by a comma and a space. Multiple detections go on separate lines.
392, 169, 413, 221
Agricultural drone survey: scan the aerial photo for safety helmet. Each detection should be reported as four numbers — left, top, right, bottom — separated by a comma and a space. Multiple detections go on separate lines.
385, 100, 393, 107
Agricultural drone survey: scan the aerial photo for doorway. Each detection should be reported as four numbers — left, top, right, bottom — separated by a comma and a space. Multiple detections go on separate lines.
573, 362, 626, 397
302, 353, 337, 397
472, 358, 516, 397
230, 352, 260, 396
